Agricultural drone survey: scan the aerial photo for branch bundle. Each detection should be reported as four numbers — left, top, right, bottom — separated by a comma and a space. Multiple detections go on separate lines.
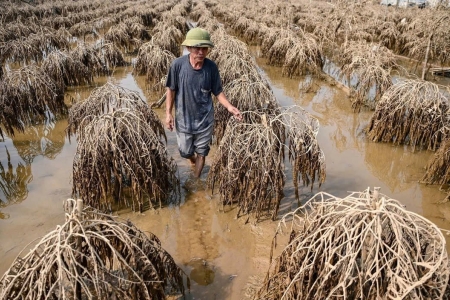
208, 107, 325, 221
67, 82, 164, 139
367, 79, 450, 151
133, 41, 176, 85
0, 199, 188, 299
339, 41, 398, 111
255, 189, 449, 299
72, 108, 179, 213
0, 65, 66, 137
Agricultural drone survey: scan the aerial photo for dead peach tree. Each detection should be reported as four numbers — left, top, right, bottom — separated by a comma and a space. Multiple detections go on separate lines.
367, 79, 449, 151
0, 65, 66, 138
421, 136, 450, 202
255, 188, 449, 299
338, 41, 398, 111
208, 106, 325, 221
68, 83, 178, 212
0, 199, 188, 299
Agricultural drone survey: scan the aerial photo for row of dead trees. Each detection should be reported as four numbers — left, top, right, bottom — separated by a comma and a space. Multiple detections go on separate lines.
1, 0, 450, 299
210, 0, 450, 202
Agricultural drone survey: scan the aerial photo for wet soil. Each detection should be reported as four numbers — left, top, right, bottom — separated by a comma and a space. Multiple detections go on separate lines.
1, 49, 450, 299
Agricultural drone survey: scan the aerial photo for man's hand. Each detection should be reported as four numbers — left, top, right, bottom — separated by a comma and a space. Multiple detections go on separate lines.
227, 105, 242, 121
166, 113, 174, 131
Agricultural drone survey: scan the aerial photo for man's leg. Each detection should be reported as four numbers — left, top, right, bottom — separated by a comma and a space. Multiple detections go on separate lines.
193, 155, 205, 178
176, 131, 195, 165
187, 155, 196, 166
192, 124, 213, 178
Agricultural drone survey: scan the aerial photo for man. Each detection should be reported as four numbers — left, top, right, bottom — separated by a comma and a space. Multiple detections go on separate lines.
165, 27, 241, 178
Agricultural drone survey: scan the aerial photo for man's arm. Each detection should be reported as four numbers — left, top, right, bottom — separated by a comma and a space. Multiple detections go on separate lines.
216, 92, 242, 120
165, 88, 175, 131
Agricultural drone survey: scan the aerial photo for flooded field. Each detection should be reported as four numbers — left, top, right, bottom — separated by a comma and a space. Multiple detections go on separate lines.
1, 48, 450, 299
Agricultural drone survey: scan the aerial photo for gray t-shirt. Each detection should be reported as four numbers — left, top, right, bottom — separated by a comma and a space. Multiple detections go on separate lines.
166, 55, 223, 134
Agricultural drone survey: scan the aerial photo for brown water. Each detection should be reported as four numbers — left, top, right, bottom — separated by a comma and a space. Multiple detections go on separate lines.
1, 51, 450, 299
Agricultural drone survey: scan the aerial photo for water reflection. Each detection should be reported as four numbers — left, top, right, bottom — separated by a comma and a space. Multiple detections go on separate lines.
364, 142, 431, 193
11, 120, 67, 164
0, 145, 32, 208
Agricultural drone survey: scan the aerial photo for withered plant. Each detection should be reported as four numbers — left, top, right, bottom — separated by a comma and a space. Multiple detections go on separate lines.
420, 137, 450, 201
0, 199, 188, 299
133, 41, 176, 86
215, 53, 262, 87
104, 23, 131, 50
99, 43, 126, 68
70, 43, 108, 76
339, 41, 398, 111
282, 33, 324, 77
208, 107, 325, 221
152, 25, 184, 57
267, 34, 296, 66
67, 82, 164, 140
208, 110, 285, 221
285, 107, 326, 198
124, 17, 150, 41
255, 188, 449, 299
214, 75, 277, 144
367, 79, 449, 151
69, 21, 98, 41
260, 29, 291, 56
209, 30, 250, 65
0, 65, 66, 138
41, 50, 92, 88
72, 108, 179, 212
0, 29, 70, 64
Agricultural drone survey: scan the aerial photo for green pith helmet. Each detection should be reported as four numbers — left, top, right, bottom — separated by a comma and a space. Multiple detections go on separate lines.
181, 27, 214, 48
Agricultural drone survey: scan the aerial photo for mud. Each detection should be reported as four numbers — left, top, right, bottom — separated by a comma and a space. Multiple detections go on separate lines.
1, 49, 450, 299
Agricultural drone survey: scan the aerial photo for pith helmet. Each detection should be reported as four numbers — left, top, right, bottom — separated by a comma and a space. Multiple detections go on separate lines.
181, 27, 214, 48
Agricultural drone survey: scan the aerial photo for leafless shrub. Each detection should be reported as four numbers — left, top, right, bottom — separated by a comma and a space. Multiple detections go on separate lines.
0, 65, 65, 138
70, 43, 108, 76
255, 188, 449, 299
133, 41, 176, 85
73, 108, 178, 212
67, 82, 164, 140
367, 79, 449, 151
0, 199, 188, 299
208, 107, 325, 221
41, 50, 92, 88
339, 41, 398, 111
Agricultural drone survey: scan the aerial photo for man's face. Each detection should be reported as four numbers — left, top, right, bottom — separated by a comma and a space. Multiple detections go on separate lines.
188, 47, 210, 63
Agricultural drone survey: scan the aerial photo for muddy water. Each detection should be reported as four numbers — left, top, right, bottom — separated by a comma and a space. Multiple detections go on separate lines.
1, 51, 450, 299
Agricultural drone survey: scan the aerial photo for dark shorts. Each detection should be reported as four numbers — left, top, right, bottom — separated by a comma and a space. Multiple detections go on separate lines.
176, 124, 214, 158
